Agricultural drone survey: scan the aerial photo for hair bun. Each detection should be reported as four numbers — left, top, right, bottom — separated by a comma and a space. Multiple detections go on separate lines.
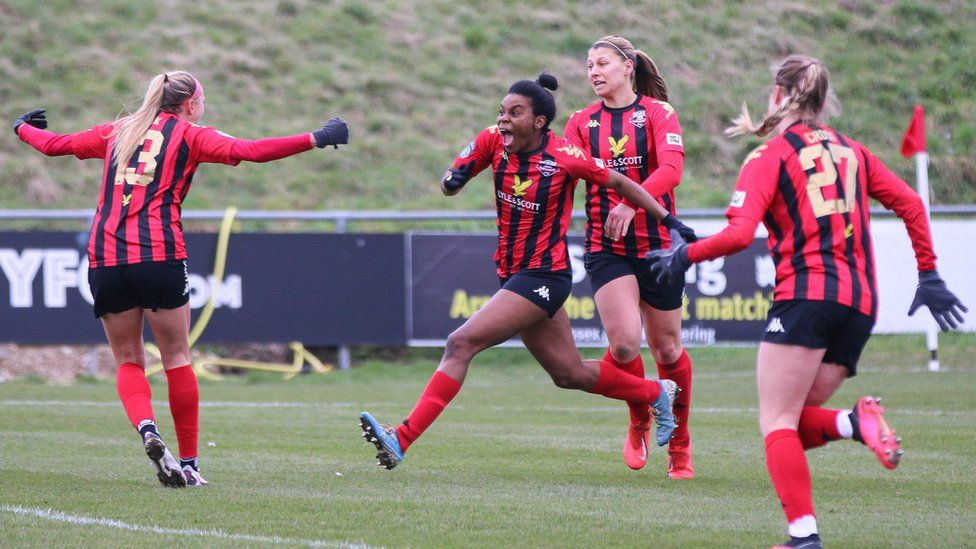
536, 72, 558, 92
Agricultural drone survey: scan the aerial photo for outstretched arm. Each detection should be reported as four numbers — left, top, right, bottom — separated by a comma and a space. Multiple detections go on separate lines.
193, 118, 348, 165
15, 109, 109, 159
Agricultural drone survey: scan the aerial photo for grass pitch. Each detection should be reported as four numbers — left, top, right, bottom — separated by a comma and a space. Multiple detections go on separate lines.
1, 335, 974, 547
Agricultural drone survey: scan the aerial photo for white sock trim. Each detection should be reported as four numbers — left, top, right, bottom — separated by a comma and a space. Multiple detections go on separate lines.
788, 514, 818, 538
836, 409, 854, 439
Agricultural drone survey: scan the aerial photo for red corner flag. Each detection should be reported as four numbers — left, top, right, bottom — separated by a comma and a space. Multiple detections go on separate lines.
901, 104, 926, 157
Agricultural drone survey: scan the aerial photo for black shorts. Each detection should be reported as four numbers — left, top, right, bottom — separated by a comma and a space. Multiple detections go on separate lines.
499, 269, 573, 318
584, 251, 684, 311
88, 259, 189, 318
761, 300, 875, 376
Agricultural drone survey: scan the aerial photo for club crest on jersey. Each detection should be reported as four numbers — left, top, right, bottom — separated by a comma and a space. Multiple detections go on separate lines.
556, 144, 586, 159
608, 135, 629, 157
537, 158, 559, 178
628, 110, 647, 128
459, 140, 475, 159
586, 119, 600, 128
512, 175, 533, 197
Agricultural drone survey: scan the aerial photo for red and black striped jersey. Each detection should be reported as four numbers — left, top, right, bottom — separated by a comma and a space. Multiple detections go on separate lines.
450, 126, 610, 277
563, 95, 684, 257
695, 122, 936, 318
17, 112, 312, 268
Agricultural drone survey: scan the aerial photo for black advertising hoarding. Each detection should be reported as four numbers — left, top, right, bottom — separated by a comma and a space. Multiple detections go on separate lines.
0, 231, 771, 347
0, 232, 405, 345
408, 233, 772, 346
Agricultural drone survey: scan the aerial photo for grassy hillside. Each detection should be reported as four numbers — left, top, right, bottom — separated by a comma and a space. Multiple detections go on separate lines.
2, 0, 974, 216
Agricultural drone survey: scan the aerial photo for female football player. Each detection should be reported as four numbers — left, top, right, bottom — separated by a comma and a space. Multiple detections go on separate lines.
359, 73, 696, 470
647, 55, 966, 548
564, 35, 694, 477
14, 71, 348, 487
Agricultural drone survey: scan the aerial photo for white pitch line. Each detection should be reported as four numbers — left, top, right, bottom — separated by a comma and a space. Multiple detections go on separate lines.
0, 505, 376, 549
0, 400, 358, 409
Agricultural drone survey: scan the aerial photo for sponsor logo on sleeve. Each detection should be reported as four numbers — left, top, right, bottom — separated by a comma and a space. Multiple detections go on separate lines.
666, 133, 683, 146
730, 190, 747, 208
459, 140, 475, 159
593, 158, 605, 169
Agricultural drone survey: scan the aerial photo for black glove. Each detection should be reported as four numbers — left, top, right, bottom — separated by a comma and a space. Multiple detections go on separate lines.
13, 108, 47, 136
647, 229, 692, 285
908, 270, 967, 331
661, 213, 698, 243
443, 161, 475, 193
312, 117, 348, 148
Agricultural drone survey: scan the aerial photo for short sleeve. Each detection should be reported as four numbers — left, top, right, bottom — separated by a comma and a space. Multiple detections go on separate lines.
449, 126, 497, 178
725, 143, 780, 222
185, 125, 240, 166
562, 110, 587, 149
648, 100, 684, 155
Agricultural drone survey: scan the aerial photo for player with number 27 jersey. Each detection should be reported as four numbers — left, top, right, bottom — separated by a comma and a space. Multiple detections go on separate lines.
691, 122, 936, 319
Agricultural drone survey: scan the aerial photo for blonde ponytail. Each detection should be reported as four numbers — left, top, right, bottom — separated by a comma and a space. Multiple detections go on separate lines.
111, 71, 199, 166
726, 55, 835, 138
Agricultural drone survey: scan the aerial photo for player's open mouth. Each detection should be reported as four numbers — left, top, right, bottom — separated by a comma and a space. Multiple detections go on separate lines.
499, 128, 515, 148
592, 79, 606, 89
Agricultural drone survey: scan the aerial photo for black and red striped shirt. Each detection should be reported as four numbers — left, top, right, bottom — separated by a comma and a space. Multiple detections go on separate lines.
688, 122, 937, 318
563, 95, 684, 257
17, 112, 312, 267
450, 126, 611, 277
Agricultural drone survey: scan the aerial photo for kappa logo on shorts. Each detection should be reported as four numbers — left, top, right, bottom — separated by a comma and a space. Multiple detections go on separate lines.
765, 317, 785, 333
533, 285, 551, 302
182, 261, 189, 296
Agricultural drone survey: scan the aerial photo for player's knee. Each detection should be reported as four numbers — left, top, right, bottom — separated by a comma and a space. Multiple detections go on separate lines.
608, 341, 640, 363
444, 329, 481, 361
651, 341, 682, 366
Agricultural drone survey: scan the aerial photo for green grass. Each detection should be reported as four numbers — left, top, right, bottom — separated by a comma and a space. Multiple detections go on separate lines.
2, 335, 975, 547
2, 1, 975, 223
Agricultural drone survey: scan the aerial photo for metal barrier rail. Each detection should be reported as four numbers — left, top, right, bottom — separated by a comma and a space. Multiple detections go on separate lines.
2, 205, 976, 227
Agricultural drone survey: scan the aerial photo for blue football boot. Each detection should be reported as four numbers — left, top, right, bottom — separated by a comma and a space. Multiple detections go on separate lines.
359, 412, 403, 470
651, 379, 679, 446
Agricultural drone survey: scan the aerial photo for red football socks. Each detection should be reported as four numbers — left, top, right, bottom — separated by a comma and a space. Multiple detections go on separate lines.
396, 370, 462, 452
590, 361, 662, 404
657, 349, 693, 445
603, 349, 651, 424
797, 406, 843, 450
165, 365, 199, 460
765, 429, 816, 524
116, 362, 154, 429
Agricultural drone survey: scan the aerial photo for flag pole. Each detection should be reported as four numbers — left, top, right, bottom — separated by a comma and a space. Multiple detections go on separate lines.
914, 149, 940, 372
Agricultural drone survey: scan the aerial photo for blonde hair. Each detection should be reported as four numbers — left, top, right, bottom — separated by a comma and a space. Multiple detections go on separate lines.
591, 35, 668, 102
726, 55, 839, 138
111, 71, 199, 165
